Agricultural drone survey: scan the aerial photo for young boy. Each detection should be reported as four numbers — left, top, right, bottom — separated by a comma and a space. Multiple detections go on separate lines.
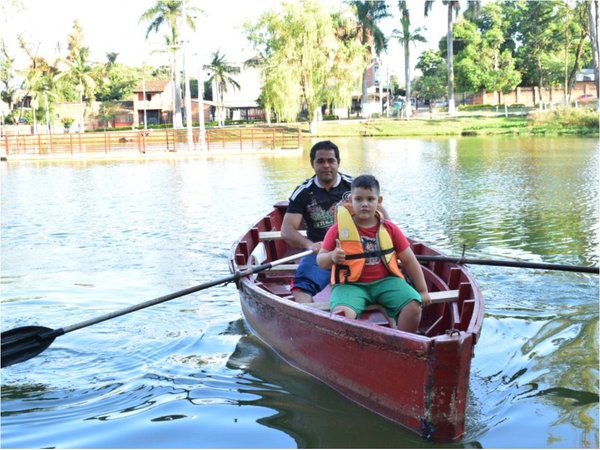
316, 174, 431, 333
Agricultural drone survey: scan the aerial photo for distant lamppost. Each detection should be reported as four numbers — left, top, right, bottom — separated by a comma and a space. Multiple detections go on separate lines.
182, 0, 194, 152
142, 64, 148, 130
193, 13, 206, 152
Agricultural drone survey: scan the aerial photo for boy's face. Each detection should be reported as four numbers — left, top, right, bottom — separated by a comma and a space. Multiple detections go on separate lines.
350, 187, 382, 221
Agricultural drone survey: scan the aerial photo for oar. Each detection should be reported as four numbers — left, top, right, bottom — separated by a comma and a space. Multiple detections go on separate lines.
416, 255, 599, 274
1, 250, 313, 368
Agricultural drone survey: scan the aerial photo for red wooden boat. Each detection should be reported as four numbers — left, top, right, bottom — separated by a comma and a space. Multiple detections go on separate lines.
228, 202, 484, 441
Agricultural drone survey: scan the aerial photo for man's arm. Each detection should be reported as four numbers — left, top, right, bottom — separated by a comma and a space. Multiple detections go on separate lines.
281, 212, 320, 252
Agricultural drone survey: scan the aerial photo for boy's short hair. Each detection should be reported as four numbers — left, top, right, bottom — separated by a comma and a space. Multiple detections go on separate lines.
352, 174, 380, 194
310, 140, 340, 163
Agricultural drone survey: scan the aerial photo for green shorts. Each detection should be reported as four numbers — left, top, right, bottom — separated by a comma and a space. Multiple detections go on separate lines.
330, 276, 422, 319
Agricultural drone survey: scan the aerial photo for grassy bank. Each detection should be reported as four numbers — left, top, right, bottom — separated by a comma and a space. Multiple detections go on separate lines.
303, 110, 599, 138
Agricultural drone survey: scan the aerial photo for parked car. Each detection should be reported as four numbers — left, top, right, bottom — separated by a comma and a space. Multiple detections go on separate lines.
577, 94, 596, 103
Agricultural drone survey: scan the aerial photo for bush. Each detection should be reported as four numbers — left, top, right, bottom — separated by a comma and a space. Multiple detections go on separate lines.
529, 108, 600, 131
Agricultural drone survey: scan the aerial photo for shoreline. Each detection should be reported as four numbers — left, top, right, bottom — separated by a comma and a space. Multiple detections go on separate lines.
0, 147, 303, 163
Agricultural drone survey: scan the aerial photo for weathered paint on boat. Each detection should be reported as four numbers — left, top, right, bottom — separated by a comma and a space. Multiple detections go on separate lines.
229, 202, 484, 441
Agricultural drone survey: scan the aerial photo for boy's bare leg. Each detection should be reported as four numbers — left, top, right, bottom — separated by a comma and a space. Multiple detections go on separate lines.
293, 290, 314, 303
396, 301, 422, 333
331, 306, 357, 319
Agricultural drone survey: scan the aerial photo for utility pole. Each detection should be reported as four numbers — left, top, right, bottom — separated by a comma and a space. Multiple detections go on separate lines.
194, 13, 206, 151
182, 0, 194, 152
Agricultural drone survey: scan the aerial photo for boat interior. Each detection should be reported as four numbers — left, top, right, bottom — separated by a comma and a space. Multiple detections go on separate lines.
232, 203, 479, 339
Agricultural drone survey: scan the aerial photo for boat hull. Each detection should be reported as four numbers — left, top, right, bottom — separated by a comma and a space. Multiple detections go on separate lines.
237, 279, 475, 441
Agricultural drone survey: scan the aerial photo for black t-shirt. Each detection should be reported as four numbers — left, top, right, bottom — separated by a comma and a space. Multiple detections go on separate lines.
287, 173, 353, 242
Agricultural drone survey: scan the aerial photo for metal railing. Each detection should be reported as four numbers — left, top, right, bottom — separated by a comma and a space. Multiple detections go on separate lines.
2, 126, 303, 157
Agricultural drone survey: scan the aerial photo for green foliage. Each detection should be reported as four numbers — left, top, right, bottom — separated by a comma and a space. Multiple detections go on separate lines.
414, 50, 447, 103
530, 108, 600, 132
245, 0, 367, 128
61, 117, 75, 132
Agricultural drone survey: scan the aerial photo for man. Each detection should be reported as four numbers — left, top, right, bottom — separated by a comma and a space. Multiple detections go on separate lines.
281, 140, 353, 303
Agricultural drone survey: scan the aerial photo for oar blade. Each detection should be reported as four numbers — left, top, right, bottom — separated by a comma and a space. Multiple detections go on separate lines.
1, 326, 57, 368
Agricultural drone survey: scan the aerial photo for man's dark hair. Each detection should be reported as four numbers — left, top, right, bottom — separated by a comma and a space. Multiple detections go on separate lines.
310, 140, 340, 163
351, 174, 380, 194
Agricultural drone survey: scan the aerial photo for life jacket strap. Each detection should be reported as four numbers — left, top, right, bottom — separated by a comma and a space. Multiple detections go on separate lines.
334, 264, 351, 284
344, 247, 394, 260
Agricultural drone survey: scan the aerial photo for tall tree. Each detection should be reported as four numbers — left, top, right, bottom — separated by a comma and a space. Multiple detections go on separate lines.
453, 3, 521, 104
54, 21, 96, 133
424, 0, 480, 115
587, 0, 600, 109
413, 49, 447, 116
204, 50, 240, 127
140, 0, 197, 128
393, 1, 426, 119
349, 0, 390, 110
246, 0, 366, 133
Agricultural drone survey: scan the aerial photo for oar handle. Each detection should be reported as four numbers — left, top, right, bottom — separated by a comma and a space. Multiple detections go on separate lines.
61, 249, 314, 335
416, 255, 599, 274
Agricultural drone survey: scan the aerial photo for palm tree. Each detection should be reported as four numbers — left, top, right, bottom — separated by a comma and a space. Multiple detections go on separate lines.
204, 51, 240, 127
53, 21, 96, 132
349, 1, 390, 110
55, 46, 96, 132
393, 1, 426, 120
140, 0, 197, 129
424, 0, 480, 115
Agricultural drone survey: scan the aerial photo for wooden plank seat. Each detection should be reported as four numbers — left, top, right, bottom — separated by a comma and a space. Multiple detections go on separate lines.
259, 230, 306, 241
304, 290, 459, 329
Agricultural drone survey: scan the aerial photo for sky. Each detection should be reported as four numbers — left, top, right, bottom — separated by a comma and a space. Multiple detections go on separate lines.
2, 0, 449, 80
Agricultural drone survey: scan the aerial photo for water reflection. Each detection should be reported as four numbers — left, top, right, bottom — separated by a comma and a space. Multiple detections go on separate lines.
1, 136, 598, 448
225, 320, 482, 449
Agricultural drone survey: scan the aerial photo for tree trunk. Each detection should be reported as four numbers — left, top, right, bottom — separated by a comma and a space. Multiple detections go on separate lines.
361, 68, 368, 117
568, 30, 586, 101
589, 0, 600, 110
172, 54, 183, 129
404, 40, 412, 120
446, 5, 456, 115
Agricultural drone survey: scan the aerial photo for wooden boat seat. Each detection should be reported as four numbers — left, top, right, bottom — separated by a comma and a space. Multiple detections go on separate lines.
304, 290, 459, 328
259, 230, 306, 241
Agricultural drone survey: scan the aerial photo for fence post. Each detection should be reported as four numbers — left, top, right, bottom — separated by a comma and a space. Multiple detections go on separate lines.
240, 129, 243, 151
297, 127, 301, 148
69, 134, 73, 155
38, 135, 42, 155
4, 135, 9, 156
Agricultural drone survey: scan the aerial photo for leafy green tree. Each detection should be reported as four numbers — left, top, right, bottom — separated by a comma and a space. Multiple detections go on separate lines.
588, 0, 600, 107
393, 1, 426, 119
510, 0, 564, 103
246, 0, 366, 132
96, 101, 128, 131
425, 0, 481, 114
95, 53, 140, 101
204, 50, 240, 127
54, 20, 96, 132
17, 35, 59, 133
349, 0, 390, 107
1, 40, 19, 111
414, 49, 447, 115
140, 0, 198, 129
454, 3, 521, 104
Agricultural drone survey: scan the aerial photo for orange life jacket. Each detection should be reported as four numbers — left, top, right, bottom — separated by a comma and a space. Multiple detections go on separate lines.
331, 203, 404, 284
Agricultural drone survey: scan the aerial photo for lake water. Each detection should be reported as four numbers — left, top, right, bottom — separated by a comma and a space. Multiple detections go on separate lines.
1, 136, 598, 448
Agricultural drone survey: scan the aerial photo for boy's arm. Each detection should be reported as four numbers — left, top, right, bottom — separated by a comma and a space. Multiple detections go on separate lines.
317, 228, 344, 269
398, 247, 432, 307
